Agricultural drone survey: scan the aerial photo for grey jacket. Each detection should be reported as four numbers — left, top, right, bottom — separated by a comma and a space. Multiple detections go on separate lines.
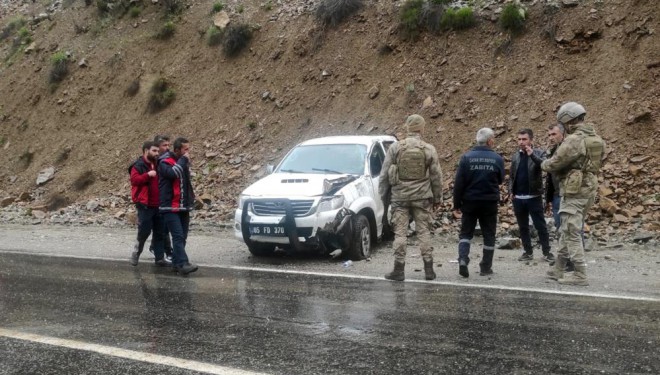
509, 148, 546, 197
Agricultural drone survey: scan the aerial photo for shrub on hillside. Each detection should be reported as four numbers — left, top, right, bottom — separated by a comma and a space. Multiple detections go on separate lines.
96, 0, 132, 17
125, 78, 140, 96
148, 78, 176, 113
223, 24, 252, 57
18, 151, 34, 170
206, 25, 223, 46
49, 52, 69, 84
441, 6, 475, 30
420, 1, 444, 34
129, 6, 141, 18
155, 21, 175, 39
1, 17, 26, 41
163, 0, 183, 15
500, 3, 526, 34
211, 1, 224, 13
315, 0, 363, 27
400, 0, 424, 41
17, 26, 31, 41
73, 170, 96, 191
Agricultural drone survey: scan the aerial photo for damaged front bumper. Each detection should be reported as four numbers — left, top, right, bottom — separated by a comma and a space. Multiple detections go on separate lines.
234, 198, 353, 252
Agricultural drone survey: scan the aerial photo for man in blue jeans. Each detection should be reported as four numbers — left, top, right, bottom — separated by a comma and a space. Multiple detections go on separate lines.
509, 128, 554, 262
159, 137, 198, 275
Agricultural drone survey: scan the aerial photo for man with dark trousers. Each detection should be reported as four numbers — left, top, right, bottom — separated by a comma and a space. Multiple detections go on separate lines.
129, 141, 168, 267
509, 128, 554, 262
159, 137, 198, 275
453, 128, 505, 278
149, 134, 173, 260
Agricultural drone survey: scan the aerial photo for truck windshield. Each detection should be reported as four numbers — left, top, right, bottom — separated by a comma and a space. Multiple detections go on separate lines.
277, 144, 367, 175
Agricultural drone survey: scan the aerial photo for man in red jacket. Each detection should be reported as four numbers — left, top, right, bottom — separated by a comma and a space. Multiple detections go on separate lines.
129, 141, 168, 266
148, 134, 174, 260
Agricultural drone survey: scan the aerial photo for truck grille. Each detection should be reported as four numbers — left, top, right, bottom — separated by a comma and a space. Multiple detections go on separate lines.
251, 200, 314, 217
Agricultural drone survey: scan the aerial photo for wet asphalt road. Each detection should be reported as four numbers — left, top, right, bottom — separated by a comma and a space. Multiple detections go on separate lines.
1, 252, 658, 375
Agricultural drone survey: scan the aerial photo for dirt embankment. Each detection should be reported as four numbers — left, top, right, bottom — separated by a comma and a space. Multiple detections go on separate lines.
0, 0, 658, 240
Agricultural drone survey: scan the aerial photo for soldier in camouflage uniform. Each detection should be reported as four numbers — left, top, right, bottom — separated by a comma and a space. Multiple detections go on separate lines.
542, 102, 605, 286
379, 114, 443, 281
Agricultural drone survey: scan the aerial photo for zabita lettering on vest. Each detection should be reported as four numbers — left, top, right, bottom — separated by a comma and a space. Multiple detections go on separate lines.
470, 164, 495, 171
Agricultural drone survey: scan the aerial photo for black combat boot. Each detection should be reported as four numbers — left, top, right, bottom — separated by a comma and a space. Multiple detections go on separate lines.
479, 249, 494, 276
384, 261, 405, 281
423, 259, 436, 280
459, 259, 469, 278
129, 242, 141, 266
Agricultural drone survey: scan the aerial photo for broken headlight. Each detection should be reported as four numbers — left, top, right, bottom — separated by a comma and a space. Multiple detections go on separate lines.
317, 195, 345, 212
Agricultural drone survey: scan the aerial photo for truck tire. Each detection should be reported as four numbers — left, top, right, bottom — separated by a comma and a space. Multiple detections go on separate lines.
347, 214, 371, 261
246, 242, 276, 256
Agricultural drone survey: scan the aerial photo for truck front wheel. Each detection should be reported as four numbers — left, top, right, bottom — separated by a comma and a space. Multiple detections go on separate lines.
347, 214, 371, 260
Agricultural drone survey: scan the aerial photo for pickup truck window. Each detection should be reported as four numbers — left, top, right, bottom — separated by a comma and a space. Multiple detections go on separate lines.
369, 143, 385, 176
277, 144, 367, 175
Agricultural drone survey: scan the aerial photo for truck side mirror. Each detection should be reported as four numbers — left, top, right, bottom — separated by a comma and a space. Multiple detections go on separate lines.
266, 165, 274, 174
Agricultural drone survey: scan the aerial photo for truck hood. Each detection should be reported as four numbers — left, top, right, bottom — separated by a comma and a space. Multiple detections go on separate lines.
241, 173, 356, 197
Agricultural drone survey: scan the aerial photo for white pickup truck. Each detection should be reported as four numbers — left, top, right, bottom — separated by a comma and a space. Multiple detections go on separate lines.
234, 135, 396, 260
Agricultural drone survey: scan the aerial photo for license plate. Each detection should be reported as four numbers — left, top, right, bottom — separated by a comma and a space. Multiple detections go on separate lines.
249, 225, 286, 236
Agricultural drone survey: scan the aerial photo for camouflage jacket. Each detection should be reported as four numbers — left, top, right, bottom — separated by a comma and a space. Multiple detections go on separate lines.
541, 123, 604, 199
379, 135, 443, 203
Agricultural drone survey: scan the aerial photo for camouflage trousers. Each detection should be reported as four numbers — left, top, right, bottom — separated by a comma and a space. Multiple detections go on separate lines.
391, 199, 433, 263
557, 195, 595, 265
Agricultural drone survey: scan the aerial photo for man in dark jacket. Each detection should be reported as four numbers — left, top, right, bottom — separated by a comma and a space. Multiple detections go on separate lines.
148, 134, 173, 260
453, 128, 505, 278
509, 128, 553, 262
129, 141, 168, 266
159, 137, 198, 275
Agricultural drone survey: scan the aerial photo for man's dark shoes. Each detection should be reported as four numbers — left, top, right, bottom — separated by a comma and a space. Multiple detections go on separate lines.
479, 267, 493, 276
175, 262, 198, 275
518, 253, 533, 261
154, 259, 172, 267
130, 251, 140, 266
459, 259, 469, 278
542, 252, 555, 262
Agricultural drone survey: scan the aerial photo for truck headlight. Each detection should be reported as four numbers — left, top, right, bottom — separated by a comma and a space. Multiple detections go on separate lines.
238, 194, 250, 209
318, 195, 345, 212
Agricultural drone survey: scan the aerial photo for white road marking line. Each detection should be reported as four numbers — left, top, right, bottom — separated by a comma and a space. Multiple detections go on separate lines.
1, 249, 658, 302
219, 265, 660, 302
0, 328, 267, 375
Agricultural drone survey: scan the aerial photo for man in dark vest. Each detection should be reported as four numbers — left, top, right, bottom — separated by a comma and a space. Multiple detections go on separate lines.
453, 128, 505, 278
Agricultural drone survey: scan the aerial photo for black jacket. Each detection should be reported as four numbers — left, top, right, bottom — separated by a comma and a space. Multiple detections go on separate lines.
545, 145, 561, 202
509, 148, 546, 197
453, 145, 505, 209
158, 151, 195, 212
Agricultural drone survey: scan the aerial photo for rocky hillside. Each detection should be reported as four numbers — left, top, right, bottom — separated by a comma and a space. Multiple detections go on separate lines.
0, 0, 658, 240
